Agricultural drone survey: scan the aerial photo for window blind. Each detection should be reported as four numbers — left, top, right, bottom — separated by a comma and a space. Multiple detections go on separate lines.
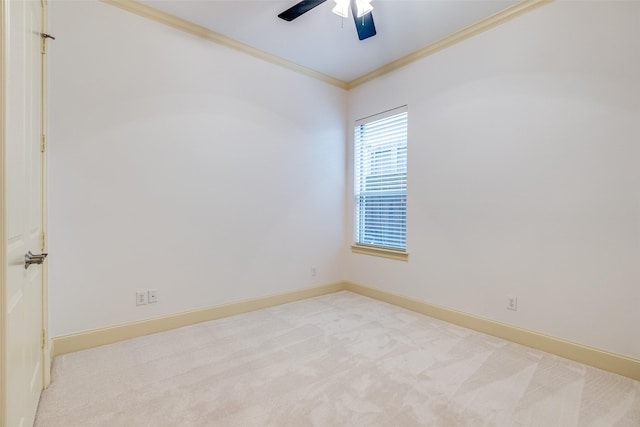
354, 106, 408, 251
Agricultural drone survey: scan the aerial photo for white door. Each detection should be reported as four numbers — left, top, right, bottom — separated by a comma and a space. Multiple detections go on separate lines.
2, 0, 46, 426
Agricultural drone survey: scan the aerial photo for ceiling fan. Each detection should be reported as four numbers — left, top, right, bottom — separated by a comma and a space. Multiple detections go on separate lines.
278, 0, 377, 41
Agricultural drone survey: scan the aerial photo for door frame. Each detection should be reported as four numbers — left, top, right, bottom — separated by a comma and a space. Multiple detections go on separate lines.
0, 0, 50, 425
0, 1, 8, 425
40, 0, 51, 388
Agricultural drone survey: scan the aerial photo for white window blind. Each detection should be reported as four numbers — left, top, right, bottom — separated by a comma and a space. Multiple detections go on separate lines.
354, 106, 408, 251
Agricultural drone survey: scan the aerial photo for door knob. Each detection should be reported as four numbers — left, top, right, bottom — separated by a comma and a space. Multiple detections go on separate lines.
25, 251, 48, 269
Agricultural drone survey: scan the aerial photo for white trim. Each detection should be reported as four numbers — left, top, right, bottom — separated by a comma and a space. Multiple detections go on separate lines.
351, 244, 408, 261
53, 282, 345, 356
345, 282, 640, 381
40, 0, 51, 389
354, 105, 408, 126
347, 0, 552, 89
0, 0, 8, 423
98, 0, 552, 91
51, 281, 640, 381
100, 0, 348, 90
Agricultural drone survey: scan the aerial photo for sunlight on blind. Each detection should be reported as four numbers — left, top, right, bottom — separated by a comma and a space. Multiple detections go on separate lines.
354, 106, 408, 250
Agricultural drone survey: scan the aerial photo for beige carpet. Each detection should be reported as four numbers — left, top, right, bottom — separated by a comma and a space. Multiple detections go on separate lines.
35, 291, 639, 426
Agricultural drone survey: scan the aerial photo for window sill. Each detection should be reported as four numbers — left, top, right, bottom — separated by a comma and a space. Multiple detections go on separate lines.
351, 245, 409, 261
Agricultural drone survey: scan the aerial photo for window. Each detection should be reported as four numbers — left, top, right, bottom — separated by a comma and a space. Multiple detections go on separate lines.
354, 106, 408, 254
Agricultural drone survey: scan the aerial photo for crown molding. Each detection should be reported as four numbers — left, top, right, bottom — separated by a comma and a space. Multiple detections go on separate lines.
100, 0, 349, 90
101, 0, 551, 92
347, 0, 552, 89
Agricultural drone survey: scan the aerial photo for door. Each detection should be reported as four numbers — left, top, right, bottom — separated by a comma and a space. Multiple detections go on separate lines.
2, 0, 46, 426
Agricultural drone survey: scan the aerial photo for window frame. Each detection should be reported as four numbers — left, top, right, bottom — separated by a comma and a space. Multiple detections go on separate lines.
352, 106, 408, 261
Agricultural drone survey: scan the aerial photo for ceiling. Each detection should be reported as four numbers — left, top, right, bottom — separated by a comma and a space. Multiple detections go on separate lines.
139, 0, 519, 83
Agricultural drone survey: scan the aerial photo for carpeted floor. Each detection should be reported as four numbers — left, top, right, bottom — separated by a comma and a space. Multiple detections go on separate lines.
35, 291, 640, 426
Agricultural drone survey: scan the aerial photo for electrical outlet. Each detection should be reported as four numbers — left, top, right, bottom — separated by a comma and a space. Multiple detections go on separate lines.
148, 289, 158, 303
507, 296, 518, 311
136, 291, 148, 306
311, 267, 317, 277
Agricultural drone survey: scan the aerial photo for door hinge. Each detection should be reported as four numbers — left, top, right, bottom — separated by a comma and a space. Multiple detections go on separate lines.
41, 231, 46, 251
41, 134, 46, 152
41, 330, 46, 349
41, 33, 55, 54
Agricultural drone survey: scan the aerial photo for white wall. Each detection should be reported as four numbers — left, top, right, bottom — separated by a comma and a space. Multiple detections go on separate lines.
346, 1, 640, 359
49, 0, 640, 361
48, 1, 347, 337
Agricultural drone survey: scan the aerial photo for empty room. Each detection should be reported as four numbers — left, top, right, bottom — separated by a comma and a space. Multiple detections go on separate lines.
1, 0, 639, 425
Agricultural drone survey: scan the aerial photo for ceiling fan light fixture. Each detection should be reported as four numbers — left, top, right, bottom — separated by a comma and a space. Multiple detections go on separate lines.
332, 0, 350, 18
355, 0, 373, 18
278, 0, 376, 41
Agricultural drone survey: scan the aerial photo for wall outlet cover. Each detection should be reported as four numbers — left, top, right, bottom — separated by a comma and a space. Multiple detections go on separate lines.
136, 291, 148, 306
148, 289, 158, 303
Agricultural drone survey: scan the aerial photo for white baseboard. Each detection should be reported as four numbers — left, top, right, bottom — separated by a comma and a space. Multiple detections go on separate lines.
344, 281, 640, 381
52, 280, 640, 381
52, 282, 344, 356
43, 340, 53, 388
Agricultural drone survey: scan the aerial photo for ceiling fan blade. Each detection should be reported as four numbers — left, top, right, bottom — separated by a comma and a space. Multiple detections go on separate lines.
350, 1, 376, 40
278, 0, 328, 22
